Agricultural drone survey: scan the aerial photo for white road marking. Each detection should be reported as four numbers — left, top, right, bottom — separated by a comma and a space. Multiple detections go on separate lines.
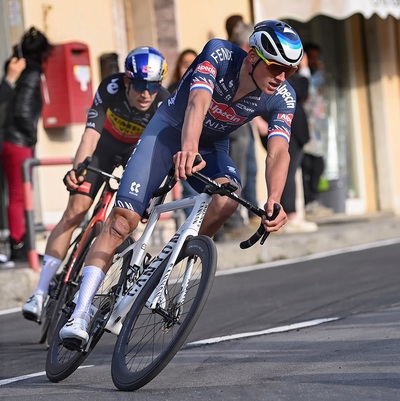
0, 365, 94, 386
0, 307, 21, 316
186, 317, 340, 347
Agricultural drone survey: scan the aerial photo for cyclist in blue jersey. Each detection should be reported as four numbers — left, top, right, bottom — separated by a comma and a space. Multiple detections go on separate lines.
60, 20, 304, 345
22, 47, 169, 323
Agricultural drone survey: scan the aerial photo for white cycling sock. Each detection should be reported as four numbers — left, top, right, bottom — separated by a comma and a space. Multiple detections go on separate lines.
71, 266, 105, 323
34, 255, 62, 297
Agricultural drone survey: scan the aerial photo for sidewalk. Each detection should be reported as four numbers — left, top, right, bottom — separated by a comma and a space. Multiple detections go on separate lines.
1, 212, 399, 310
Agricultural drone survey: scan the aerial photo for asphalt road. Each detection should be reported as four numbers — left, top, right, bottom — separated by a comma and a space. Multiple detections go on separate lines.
1, 241, 399, 400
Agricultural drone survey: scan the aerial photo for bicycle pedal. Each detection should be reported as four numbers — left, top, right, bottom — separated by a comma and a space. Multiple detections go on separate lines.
62, 338, 83, 352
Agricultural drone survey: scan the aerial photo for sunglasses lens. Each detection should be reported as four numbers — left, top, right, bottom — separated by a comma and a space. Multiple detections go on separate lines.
130, 80, 161, 94
267, 63, 297, 78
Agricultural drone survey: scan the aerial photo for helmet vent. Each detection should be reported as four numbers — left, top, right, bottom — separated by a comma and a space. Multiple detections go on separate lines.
261, 33, 277, 57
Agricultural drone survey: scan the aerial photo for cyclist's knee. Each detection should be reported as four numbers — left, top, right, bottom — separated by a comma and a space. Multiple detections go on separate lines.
109, 207, 139, 239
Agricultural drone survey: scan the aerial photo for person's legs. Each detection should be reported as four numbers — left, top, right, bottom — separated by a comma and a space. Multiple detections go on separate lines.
282, 142, 318, 233
281, 140, 303, 216
1, 142, 32, 258
225, 125, 250, 230
301, 153, 313, 205
309, 155, 325, 202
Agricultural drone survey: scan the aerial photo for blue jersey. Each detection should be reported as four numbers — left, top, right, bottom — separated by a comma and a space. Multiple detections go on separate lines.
158, 38, 296, 151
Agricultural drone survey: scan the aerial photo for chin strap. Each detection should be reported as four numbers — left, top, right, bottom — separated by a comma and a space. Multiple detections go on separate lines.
248, 58, 263, 90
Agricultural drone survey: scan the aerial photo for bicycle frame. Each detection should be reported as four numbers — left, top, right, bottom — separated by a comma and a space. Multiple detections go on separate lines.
62, 182, 116, 284
105, 191, 212, 335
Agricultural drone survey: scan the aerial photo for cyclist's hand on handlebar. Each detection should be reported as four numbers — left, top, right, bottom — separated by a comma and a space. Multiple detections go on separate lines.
262, 200, 287, 232
63, 169, 85, 191
173, 152, 206, 180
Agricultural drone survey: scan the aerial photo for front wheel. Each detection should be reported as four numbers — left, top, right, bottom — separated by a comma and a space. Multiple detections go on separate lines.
111, 235, 217, 391
45, 238, 133, 383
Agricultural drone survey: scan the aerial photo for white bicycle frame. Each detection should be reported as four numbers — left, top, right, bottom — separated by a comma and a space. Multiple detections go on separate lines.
104, 190, 212, 335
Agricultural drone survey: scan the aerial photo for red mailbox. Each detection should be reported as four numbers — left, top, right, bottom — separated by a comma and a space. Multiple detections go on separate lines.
42, 42, 93, 128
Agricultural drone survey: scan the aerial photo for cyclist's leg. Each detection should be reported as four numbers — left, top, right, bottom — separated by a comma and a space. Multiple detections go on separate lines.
45, 194, 94, 259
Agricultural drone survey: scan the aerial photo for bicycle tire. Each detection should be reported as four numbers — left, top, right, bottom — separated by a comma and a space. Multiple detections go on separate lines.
111, 235, 217, 391
45, 237, 133, 383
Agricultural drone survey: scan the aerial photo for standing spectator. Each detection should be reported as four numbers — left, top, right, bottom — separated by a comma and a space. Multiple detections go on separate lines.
280, 64, 317, 233
0, 56, 26, 269
0, 27, 52, 261
168, 49, 197, 93
168, 49, 199, 217
301, 42, 333, 218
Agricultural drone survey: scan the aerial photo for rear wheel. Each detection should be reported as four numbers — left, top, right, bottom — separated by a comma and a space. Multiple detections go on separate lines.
111, 236, 217, 391
45, 238, 133, 382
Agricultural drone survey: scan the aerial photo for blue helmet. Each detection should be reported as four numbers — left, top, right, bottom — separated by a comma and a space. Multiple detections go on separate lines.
125, 46, 168, 81
249, 20, 303, 66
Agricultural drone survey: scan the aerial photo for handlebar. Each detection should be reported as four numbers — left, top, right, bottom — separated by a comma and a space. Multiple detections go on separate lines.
76, 156, 121, 184
151, 155, 282, 249
239, 203, 280, 249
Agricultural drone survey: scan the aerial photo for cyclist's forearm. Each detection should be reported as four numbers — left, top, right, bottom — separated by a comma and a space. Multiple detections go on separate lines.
73, 128, 101, 168
181, 90, 211, 152
265, 141, 289, 204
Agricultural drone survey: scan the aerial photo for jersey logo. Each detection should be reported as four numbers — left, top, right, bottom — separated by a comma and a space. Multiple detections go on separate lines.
276, 113, 293, 126
208, 100, 246, 124
87, 109, 98, 119
195, 61, 217, 78
104, 109, 144, 144
130, 182, 141, 194
107, 78, 119, 95
275, 84, 295, 108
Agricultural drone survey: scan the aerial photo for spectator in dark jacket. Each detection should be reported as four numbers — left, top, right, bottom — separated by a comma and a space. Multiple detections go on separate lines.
0, 26, 52, 260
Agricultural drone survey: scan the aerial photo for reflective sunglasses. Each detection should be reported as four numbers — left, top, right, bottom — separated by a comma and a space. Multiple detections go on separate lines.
254, 48, 298, 78
130, 79, 161, 94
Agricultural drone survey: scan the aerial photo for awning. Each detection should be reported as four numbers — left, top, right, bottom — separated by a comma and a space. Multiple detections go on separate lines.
253, 0, 400, 22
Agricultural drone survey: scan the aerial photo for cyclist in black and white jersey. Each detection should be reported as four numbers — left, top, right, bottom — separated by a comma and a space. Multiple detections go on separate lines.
22, 47, 169, 322
59, 20, 304, 344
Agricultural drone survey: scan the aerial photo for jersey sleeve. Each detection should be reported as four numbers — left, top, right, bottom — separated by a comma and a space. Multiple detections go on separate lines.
189, 39, 228, 95
265, 82, 297, 143
85, 74, 120, 133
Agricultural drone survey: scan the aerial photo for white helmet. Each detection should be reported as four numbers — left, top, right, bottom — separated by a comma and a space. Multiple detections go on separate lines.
249, 20, 303, 66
